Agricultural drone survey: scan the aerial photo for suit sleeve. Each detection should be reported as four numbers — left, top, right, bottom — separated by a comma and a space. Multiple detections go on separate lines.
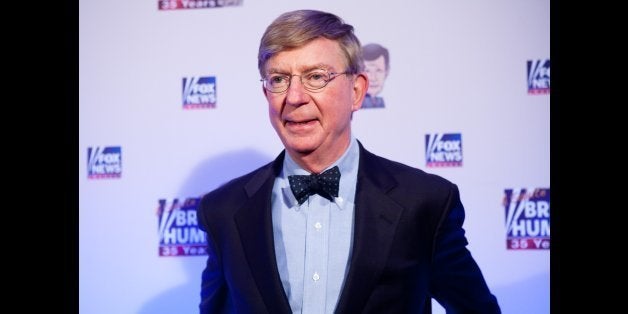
429, 184, 501, 313
197, 202, 231, 314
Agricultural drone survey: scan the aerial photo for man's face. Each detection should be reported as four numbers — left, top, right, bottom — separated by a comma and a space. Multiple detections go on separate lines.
364, 55, 388, 96
262, 37, 367, 164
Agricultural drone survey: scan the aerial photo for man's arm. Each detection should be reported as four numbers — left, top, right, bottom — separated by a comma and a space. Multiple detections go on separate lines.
429, 184, 501, 313
197, 200, 231, 314
199, 232, 231, 314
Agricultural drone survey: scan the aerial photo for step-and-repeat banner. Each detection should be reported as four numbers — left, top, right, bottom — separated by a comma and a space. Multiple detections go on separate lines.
80, 1, 549, 313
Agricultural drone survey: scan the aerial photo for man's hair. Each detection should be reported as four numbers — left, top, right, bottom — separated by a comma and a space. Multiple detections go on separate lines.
258, 10, 364, 77
362, 43, 390, 70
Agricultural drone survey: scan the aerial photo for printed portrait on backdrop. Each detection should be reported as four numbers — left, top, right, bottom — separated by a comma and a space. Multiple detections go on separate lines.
361, 43, 390, 109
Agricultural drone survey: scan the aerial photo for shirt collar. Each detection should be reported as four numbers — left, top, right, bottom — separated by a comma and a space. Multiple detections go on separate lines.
280, 136, 359, 210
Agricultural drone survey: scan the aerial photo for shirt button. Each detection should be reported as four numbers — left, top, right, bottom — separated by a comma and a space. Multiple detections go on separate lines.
314, 222, 322, 230
313, 272, 320, 281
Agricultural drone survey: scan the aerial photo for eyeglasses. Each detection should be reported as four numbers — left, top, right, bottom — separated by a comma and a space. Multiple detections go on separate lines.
261, 69, 349, 93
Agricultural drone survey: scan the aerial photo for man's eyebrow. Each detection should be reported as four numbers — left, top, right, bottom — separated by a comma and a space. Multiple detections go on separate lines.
265, 67, 287, 75
266, 68, 286, 74
300, 63, 332, 73
265, 63, 333, 75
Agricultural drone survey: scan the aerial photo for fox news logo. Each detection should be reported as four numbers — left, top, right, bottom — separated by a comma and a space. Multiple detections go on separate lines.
425, 133, 463, 167
182, 76, 217, 109
159, 0, 243, 10
157, 197, 207, 257
527, 59, 550, 94
87, 146, 122, 179
504, 188, 550, 250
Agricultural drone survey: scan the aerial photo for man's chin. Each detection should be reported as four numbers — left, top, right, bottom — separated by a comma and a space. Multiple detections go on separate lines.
285, 142, 316, 156
291, 146, 315, 155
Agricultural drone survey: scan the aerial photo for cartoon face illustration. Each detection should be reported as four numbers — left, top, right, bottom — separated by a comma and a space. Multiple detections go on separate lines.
363, 43, 389, 97
365, 55, 387, 96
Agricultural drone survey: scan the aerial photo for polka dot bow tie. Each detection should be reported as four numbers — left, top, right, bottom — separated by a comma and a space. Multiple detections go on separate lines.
288, 166, 341, 205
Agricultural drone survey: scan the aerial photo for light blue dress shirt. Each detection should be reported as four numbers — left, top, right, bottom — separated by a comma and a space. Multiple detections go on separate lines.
271, 136, 359, 314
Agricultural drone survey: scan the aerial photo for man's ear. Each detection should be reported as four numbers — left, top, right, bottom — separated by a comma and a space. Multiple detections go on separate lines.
352, 73, 368, 111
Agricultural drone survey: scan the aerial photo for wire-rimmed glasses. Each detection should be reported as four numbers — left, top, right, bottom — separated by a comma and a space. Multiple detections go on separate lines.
261, 69, 348, 93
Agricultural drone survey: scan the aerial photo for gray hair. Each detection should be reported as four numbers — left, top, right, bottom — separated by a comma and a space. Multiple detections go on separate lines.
258, 10, 364, 77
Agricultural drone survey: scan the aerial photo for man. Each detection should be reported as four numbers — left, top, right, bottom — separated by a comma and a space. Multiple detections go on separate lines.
361, 43, 390, 108
197, 9, 500, 314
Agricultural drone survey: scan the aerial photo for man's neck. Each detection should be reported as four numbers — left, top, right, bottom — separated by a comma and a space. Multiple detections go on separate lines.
287, 135, 352, 174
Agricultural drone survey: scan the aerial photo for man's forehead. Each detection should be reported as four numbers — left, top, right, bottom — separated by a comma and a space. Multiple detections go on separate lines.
265, 63, 335, 74
264, 38, 346, 72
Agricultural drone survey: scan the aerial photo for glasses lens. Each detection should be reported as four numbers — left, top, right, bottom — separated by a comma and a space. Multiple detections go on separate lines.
302, 70, 331, 90
266, 74, 289, 92
263, 70, 339, 93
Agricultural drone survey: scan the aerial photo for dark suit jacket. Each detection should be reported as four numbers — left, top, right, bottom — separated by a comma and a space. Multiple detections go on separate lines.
197, 142, 500, 313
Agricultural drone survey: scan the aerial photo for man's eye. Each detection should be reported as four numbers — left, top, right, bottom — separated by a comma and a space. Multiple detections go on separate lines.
270, 76, 287, 84
307, 72, 327, 81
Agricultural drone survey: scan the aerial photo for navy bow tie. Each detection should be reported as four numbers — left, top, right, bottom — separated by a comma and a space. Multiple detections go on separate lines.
288, 166, 341, 205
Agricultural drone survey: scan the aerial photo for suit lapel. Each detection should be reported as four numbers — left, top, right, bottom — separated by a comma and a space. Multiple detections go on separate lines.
335, 144, 405, 313
230, 146, 403, 313
233, 152, 292, 314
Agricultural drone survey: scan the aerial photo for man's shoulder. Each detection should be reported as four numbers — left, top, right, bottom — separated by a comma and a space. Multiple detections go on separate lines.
362, 147, 454, 192
198, 158, 276, 214
362, 150, 459, 211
